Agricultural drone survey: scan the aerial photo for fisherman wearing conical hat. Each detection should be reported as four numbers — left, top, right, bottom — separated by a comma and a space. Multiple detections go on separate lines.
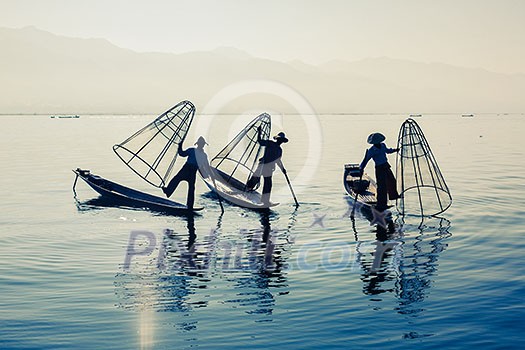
246, 127, 288, 206
359, 132, 400, 212
162, 136, 210, 209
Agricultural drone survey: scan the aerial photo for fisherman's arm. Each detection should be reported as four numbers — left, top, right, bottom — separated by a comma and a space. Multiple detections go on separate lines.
386, 147, 400, 154
359, 150, 371, 174
257, 125, 269, 146
178, 142, 188, 157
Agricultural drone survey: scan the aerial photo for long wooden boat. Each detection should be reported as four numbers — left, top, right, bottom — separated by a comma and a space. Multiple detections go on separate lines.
201, 167, 278, 210
73, 168, 203, 214
343, 163, 378, 208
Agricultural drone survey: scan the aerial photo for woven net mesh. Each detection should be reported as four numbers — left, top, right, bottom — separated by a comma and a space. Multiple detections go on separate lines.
396, 118, 451, 216
113, 100, 195, 188
211, 113, 271, 190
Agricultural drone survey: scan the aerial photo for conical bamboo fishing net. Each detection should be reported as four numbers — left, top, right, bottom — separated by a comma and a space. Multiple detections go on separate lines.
396, 118, 451, 216
211, 113, 271, 190
113, 100, 195, 188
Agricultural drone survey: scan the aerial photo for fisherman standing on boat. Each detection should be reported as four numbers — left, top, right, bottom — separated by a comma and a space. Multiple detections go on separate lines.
246, 127, 288, 205
359, 133, 400, 212
162, 136, 210, 210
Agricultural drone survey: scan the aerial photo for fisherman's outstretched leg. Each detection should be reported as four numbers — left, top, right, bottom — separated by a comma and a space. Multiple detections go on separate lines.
163, 172, 184, 197
164, 164, 193, 198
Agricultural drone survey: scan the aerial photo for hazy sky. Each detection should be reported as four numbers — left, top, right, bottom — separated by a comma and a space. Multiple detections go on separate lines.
1, 0, 524, 73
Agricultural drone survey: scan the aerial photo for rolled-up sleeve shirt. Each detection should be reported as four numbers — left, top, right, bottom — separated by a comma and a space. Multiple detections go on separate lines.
360, 143, 396, 170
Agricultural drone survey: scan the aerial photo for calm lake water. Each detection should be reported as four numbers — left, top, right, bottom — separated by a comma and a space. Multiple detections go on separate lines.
1, 113, 524, 349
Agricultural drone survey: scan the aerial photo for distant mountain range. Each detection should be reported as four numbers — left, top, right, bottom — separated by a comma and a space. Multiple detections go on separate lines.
1, 26, 524, 114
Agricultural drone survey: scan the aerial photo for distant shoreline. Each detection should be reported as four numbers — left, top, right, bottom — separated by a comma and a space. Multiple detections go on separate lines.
0, 112, 522, 116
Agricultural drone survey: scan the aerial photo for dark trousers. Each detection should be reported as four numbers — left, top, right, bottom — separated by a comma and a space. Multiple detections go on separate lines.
246, 163, 274, 204
247, 175, 273, 203
375, 163, 399, 211
246, 176, 272, 203
165, 163, 197, 209
261, 176, 272, 203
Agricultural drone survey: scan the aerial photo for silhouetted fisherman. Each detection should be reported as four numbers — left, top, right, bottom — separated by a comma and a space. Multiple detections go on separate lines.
246, 126, 288, 205
162, 136, 210, 209
360, 132, 400, 212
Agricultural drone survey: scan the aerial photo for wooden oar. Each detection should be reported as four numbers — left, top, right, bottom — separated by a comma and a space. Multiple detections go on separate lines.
350, 174, 362, 219
351, 150, 368, 219
209, 167, 224, 213
282, 167, 299, 207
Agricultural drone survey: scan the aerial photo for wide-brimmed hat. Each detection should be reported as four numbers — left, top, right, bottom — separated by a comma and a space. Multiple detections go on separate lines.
367, 132, 385, 144
194, 136, 208, 146
273, 132, 288, 143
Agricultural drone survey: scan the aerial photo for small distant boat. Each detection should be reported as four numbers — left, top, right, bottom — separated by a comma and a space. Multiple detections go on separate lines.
410, 114, 422, 118
73, 169, 203, 214
51, 115, 80, 119
461, 114, 474, 118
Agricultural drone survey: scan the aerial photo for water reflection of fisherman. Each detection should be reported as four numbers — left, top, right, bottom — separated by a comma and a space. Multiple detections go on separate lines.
162, 214, 208, 275
359, 218, 451, 314
246, 126, 288, 205
357, 227, 401, 296
359, 133, 401, 212
162, 136, 210, 209
186, 214, 196, 250
260, 211, 272, 244
259, 212, 275, 269
181, 214, 200, 274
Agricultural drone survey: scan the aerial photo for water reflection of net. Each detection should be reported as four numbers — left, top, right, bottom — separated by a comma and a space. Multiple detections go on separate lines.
358, 217, 451, 315
113, 100, 195, 188
396, 118, 452, 216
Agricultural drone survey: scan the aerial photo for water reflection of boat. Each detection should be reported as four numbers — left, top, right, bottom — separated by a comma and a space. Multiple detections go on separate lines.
74, 193, 199, 217
356, 217, 451, 314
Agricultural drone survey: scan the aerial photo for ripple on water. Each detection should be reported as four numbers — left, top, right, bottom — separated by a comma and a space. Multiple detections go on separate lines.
2, 115, 525, 349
